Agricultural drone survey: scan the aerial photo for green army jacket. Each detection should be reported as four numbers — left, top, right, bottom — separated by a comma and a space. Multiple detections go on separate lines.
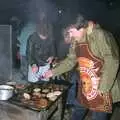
52, 24, 120, 103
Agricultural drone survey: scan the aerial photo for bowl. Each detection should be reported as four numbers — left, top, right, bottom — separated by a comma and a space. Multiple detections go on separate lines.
0, 85, 14, 100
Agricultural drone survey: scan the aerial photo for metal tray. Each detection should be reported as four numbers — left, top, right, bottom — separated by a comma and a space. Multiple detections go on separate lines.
8, 80, 71, 112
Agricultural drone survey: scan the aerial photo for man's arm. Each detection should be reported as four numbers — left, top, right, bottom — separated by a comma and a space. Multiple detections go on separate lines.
52, 43, 77, 77
97, 30, 119, 92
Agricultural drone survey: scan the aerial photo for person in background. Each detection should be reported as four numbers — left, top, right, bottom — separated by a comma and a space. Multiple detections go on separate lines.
43, 14, 120, 120
10, 16, 21, 69
26, 12, 56, 83
17, 21, 36, 79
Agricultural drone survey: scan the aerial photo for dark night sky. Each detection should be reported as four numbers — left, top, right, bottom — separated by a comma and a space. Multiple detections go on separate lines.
0, 0, 120, 31
0, 0, 120, 60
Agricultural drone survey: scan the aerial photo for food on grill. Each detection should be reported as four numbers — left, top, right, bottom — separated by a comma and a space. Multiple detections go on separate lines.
33, 88, 41, 92
53, 85, 60, 91
48, 84, 53, 89
53, 91, 62, 96
46, 92, 54, 98
23, 93, 31, 100
42, 88, 50, 93
47, 92, 58, 101
50, 89, 54, 92
41, 93, 46, 97
35, 98, 48, 108
49, 95, 57, 101
32, 92, 41, 99
16, 84, 25, 89
13, 82, 68, 110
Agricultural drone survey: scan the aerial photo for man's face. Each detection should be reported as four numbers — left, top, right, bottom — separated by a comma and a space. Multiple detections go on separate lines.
68, 28, 78, 38
67, 27, 86, 41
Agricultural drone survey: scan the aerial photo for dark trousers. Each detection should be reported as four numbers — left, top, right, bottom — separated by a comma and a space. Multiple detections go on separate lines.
71, 100, 109, 120
66, 71, 78, 105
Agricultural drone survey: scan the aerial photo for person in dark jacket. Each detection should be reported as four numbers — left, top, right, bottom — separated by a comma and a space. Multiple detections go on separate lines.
26, 12, 56, 82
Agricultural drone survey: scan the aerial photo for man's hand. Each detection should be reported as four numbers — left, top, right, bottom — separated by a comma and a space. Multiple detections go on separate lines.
31, 64, 38, 73
46, 56, 54, 64
43, 70, 53, 79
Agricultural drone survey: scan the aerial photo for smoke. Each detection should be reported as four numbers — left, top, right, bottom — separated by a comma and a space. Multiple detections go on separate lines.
27, 0, 58, 23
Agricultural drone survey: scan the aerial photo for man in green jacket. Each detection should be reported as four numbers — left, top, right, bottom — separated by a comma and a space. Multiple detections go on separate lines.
44, 14, 120, 120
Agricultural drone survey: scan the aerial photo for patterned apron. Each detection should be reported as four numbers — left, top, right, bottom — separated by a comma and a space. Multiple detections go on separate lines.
76, 43, 112, 113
